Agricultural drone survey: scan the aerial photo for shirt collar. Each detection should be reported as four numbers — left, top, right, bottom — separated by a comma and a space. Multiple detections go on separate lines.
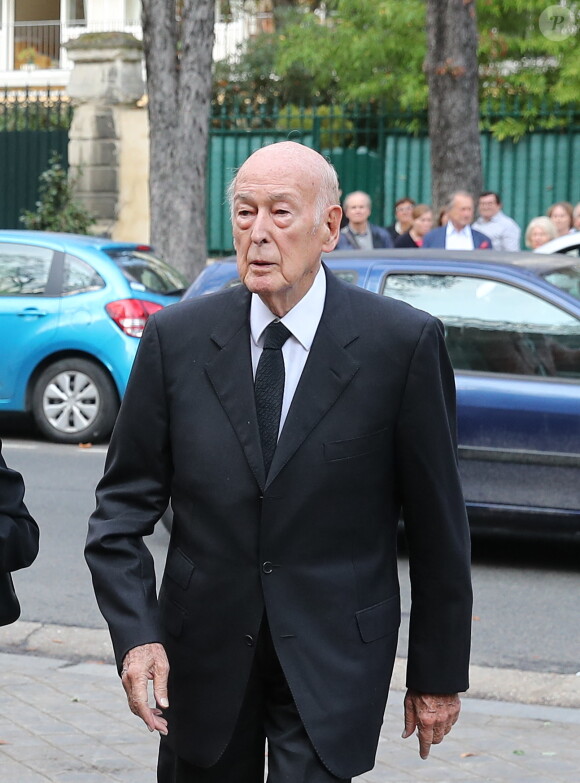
446, 222, 471, 237
250, 264, 326, 351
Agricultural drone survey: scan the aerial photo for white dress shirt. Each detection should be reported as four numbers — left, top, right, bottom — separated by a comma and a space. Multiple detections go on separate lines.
250, 264, 326, 437
445, 222, 475, 250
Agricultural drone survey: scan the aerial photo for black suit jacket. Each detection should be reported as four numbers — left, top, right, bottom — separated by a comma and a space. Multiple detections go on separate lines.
1, 440, 39, 626
86, 267, 472, 778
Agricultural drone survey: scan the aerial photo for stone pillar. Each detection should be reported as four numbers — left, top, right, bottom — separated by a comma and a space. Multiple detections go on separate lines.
65, 32, 150, 241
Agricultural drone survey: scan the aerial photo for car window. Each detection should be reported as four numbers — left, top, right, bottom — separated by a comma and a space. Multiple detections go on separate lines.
542, 263, 580, 300
62, 254, 105, 296
107, 250, 187, 294
0, 244, 53, 295
383, 273, 580, 379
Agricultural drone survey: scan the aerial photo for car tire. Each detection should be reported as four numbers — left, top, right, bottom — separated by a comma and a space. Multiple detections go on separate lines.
31, 358, 119, 444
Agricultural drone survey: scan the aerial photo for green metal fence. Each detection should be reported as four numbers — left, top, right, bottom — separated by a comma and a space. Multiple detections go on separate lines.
207, 100, 580, 254
1, 92, 578, 254
0, 88, 72, 230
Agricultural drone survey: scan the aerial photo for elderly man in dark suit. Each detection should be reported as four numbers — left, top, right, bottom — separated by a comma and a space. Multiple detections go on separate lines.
1, 440, 39, 626
86, 142, 472, 783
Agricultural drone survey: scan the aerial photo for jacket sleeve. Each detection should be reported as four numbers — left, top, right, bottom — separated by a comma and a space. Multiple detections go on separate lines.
394, 317, 472, 694
0, 442, 39, 574
85, 316, 172, 670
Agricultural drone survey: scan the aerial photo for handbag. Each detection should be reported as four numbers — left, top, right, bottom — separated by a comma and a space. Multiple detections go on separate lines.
0, 572, 21, 626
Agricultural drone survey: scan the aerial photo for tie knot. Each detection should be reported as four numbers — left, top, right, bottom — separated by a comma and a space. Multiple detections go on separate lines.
263, 320, 291, 350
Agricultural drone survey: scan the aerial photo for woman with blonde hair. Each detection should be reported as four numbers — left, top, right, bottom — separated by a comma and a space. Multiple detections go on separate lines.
394, 204, 434, 248
525, 216, 558, 249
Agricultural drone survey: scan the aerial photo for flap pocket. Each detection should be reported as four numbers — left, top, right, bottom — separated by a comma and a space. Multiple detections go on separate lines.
165, 547, 195, 590
324, 428, 388, 462
355, 594, 401, 643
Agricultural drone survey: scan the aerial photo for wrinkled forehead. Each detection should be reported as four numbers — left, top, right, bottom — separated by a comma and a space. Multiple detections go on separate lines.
236, 144, 325, 190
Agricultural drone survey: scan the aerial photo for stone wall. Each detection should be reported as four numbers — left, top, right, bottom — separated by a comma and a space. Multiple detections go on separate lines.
65, 32, 150, 242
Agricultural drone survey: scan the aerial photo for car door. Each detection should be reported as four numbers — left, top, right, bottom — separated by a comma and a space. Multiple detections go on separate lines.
0, 243, 62, 408
381, 268, 580, 522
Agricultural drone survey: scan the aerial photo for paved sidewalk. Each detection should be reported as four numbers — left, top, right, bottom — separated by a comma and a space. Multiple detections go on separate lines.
1, 648, 579, 782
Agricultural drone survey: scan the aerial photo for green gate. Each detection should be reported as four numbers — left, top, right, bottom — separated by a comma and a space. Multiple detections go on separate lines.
0, 89, 72, 230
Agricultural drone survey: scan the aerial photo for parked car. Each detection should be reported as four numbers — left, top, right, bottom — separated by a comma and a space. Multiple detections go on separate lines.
534, 232, 580, 256
183, 249, 580, 535
0, 231, 187, 443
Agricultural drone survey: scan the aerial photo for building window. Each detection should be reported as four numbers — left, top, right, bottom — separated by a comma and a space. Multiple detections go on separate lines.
68, 0, 86, 24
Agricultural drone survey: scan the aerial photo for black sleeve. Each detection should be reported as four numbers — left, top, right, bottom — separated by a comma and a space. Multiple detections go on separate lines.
85, 316, 172, 669
395, 317, 472, 693
0, 441, 39, 573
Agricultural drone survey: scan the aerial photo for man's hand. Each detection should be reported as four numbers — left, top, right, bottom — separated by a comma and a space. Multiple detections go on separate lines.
121, 643, 170, 735
402, 689, 461, 759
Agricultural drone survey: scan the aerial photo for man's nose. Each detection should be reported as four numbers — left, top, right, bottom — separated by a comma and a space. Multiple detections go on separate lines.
250, 210, 271, 243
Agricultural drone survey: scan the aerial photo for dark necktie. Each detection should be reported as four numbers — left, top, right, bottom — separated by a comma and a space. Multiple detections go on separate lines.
255, 320, 291, 475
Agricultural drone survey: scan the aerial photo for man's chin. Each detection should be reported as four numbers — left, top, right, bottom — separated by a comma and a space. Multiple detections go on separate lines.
243, 267, 278, 292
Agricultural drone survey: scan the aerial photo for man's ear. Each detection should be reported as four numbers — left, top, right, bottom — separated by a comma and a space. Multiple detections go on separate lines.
321, 205, 342, 252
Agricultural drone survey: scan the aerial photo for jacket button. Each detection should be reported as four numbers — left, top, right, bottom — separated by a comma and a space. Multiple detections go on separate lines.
262, 561, 273, 574
244, 634, 254, 647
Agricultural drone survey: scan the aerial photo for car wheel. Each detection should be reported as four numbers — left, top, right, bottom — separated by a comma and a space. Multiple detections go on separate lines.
31, 359, 119, 444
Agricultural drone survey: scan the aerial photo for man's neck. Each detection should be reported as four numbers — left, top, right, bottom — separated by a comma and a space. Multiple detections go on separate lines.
450, 220, 467, 232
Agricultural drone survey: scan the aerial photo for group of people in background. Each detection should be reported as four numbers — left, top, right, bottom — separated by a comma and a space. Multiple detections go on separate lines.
338, 189, 580, 253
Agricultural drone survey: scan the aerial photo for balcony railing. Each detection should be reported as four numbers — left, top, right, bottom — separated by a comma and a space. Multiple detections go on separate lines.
1, 14, 266, 75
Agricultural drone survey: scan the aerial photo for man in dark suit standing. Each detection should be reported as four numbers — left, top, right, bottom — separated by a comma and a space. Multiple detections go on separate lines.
423, 191, 492, 249
86, 142, 472, 783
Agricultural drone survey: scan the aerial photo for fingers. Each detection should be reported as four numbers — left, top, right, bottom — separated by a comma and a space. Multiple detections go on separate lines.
121, 643, 170, 735
402, 690, 461, 759
401, 690, 418, 739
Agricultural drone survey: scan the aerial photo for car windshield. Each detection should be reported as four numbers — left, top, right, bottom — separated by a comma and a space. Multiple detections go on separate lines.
542, 264, 580, 301
107, 250, 188, 295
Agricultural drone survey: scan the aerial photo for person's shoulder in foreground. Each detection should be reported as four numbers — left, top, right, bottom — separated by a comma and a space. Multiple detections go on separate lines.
0, 439, 39, 575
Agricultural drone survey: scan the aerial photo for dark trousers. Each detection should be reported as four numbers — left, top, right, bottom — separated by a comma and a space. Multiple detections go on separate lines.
157, 619, 351, 783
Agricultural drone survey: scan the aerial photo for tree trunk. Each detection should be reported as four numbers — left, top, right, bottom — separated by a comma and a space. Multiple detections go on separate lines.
425, 0, 482, 214
142, 0, 215, 281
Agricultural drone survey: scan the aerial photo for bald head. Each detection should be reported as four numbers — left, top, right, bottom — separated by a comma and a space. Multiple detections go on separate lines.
228, 142, 340, 224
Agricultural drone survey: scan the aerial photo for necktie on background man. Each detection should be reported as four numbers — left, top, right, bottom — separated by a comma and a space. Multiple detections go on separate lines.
254, 320, 291, 475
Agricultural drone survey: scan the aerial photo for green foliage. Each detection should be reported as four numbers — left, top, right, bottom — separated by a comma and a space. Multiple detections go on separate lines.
0, 99, 72, 131
219, 0, 580, 138
276, 104, 355, 147
20, 153, 95, 234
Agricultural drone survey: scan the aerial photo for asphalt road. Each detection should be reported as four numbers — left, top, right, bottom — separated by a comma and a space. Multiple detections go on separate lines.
2, 431, 579, 676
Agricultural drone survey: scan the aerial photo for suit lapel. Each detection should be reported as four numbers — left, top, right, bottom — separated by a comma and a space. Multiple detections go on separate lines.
266, 268, 360, 487
205, 286, 266, 489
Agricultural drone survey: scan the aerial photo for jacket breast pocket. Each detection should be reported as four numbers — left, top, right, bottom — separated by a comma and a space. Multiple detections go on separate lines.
324, 427, 389, 462
165, 547, 196, 590
355, 594, 401, 643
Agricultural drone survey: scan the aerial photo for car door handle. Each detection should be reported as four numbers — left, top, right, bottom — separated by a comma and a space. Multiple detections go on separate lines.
17, 308, 49, 317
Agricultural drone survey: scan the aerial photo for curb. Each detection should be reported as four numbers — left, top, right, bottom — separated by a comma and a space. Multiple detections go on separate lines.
2, 620, 580, 709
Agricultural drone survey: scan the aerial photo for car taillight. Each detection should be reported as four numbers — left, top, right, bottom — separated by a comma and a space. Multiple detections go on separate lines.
105, 299, 164, 338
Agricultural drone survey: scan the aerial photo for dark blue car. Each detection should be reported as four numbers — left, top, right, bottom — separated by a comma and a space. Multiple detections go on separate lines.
184, 249, 580, 535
